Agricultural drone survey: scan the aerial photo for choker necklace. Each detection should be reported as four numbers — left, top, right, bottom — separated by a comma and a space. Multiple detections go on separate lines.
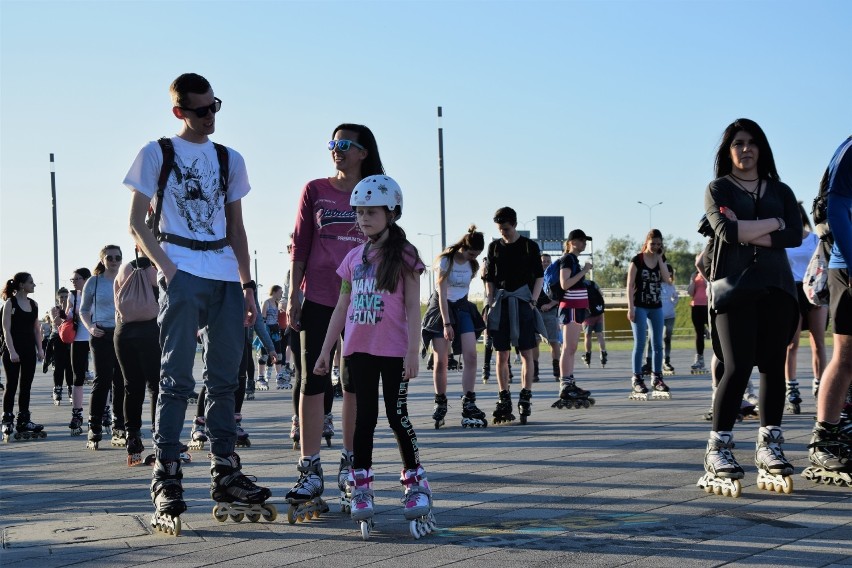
729, 174, 761, 197
730, 173, 759, 182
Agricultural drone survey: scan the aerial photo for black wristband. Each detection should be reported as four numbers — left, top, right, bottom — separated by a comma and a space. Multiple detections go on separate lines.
242, 280, 257, 291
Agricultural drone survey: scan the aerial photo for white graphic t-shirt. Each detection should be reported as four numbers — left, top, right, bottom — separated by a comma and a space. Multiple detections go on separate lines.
123, 136, 250, 281
436, 256, 473, 301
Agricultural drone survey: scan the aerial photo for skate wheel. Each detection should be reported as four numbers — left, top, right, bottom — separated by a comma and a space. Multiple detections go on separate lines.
713, 485, 722, 495
262, 504, 278, 522
519, 415, 527, 425
287, 505, 298, 524
213, 505, 228, 522
229, 512, 245, 522
361, 520, 372, 541
172, 517, 181, 536
731, 480, 742, 498
757, 480, 765, 490
410, 520, 421, 539
247, 513, 261, 523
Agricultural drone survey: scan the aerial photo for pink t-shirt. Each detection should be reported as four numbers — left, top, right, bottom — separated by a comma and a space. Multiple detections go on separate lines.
690, 273, 708, 307
337, 243, 424, 358
291, 178, 366, 308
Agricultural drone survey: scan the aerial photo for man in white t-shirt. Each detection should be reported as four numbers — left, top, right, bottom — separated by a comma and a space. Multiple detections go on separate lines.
124, 73, 271, 532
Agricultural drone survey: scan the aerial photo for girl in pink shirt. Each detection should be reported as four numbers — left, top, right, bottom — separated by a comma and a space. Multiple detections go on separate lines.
314, 176, 435, 540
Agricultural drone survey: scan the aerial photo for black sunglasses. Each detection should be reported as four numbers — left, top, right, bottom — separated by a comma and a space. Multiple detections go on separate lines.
179, 97, 222, 118
105, 255, 123, 262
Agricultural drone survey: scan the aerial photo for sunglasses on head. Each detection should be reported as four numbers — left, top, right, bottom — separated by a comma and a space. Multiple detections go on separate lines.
178, 97, 222, 118
328, 139, 365, 152
105, 255, 122, 262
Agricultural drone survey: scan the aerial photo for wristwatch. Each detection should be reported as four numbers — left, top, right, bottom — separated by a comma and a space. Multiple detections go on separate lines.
242, 280, 257, 291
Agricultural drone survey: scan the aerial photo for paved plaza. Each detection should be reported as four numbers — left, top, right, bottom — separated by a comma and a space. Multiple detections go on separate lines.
1, 348, 850, 567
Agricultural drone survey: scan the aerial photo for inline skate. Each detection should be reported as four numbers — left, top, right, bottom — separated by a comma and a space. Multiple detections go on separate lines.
401, 466, 437, 539
651, 372, 672, 400
53, 385, 63, 406
338, 450, 354, 513
628, 374, 649, 401
426, 355, 434, 372
290, 414, 300, 450
552, 358, 560, 379
244, 377, 255, 401
127, 431, 145, 467
12, 411, 45, 441
600, 350, 608, 368
256, 376, 269, 391
150, 459, 185, 536
188, 416, 207, 450
663, 359, 675, 376
697, 432, 744, 498
785, 381, 802, 415
69, 408, 84, 436
582, 351, 591, 368
461, 392, 487, 428
532, 360, 539, 383
1, 412, 14, 443
690, 354, 707, 375
276, 369, 292, 390
350, 467, 375, 540
802, 420, 852, 487
332, 366, 343, 398
447, 355, 459, 372
492, 390, 515, 425
87, 420, 102, 450
211, 453, 276, 523
481, 362, 490, 384
102, 406, 112, 435
552, 377, 595, 409
754, 426, 794, 493
517, 388, 533, 424
812, 376, 821, 398
235, 413, 251, 448
432, 393, 448, 429
323, 412, 334, 447
285, 456, 328, 523
111, 419, 127, 447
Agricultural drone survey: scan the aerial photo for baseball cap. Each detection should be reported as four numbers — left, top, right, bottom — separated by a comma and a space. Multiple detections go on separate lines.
568, 229, 592, 241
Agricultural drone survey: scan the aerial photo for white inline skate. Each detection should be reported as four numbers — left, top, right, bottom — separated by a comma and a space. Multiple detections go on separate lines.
350, 467, 375, 540
628, 374, 649, 401
401, 466, 437, 539
697, 432, 744, 498
754, 426, 794, 494
290, 414, 300, 451
690, 354, 708, 375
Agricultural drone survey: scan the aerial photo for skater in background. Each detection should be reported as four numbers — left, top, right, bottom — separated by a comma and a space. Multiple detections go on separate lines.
699, 118, 801, 496
313, 175, 433, 534
626, 229, 671, 397
49, 287, 72, 405
257, 285, 285, 388
421, 225, 487, 428
114, 249, 160, 465
581, 279, 607, 368
285, 124, 384, 514
80, 245, 126, 448
556, 230, 594, 405
784, 202, 827, 413
1, 272, 45, 441
805, 134, 852, 486
64, 267, 91, 435
643, 264, 678, 374
125, 72, 271, 532
537, 253, 562, 381
687, 256, 709, 373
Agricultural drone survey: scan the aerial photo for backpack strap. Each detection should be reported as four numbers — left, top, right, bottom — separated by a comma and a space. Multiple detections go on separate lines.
213, 142, 229, 197
149, 137, 175, 239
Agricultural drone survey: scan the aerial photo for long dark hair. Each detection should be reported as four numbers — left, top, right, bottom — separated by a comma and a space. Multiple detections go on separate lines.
373, 221, 422, 293
2, 272, 31, 301
93, 245, 122, 276
437, 225, 485, 282
333, 123, 385, 177
714, 118, 780, 181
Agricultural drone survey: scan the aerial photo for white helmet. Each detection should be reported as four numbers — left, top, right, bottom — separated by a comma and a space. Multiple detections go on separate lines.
350, 175, 403, 220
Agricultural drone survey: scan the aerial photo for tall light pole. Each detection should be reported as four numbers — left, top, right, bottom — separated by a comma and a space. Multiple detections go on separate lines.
437, 107, 447, 250
418, 232, 438, 292
50, 154, 59, 293
637, 201, 663, 229
520, 217, 537, 232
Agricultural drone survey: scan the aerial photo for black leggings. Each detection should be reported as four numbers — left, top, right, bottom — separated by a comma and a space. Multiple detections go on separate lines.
115, 330, 159, 435
692, 305, 708, 356
712, 288, 797, 431
348, 353, 420, 471
89, 331, 124, 425
292, 300, 337, 416
52, 338, 73, 389
3, 349, 37, 414
71, 340, 90, 387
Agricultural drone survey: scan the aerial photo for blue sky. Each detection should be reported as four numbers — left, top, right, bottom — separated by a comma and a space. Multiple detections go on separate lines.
1, 0, 850, 309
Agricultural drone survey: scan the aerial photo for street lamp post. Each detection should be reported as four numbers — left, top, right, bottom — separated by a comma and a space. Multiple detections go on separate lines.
418, 232, 438, 292
637, 201, 663, 229
50, 154, 59, 293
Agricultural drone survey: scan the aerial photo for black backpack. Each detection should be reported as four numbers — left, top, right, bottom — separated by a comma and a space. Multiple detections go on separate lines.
146, 137, 230, 250
811, 167, 833, 245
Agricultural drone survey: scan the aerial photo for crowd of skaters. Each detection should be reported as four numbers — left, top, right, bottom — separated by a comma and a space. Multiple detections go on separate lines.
2, 75, 851, 537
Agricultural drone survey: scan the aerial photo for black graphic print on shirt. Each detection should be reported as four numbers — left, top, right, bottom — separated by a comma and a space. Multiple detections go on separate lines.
170, 153, 224, 236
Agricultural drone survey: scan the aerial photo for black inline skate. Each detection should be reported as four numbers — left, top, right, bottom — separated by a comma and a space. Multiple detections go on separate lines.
111, 419, 127, 447
87, 420, 102, 450
461, 392, 487, 428
1, 412, 14, 443
102, 406, 112, 435
802, 420, 852, 487
338, 450, 354, 513
785, 380, 802, 414
432, 393, 448, 429
552, 377, 595, 409
53, 386, 63, 406
629, 374, 649, 401
641, 358, 651, 376
245, 377, 255, 401
600, 350, 608, 368
582, 352, 591, 368
481, 362, 490, 384
492, 390, 515, 425
127, 430, 145, 467
235, 413, 251, 448
188, 416, 207, 450
447, 355, 459, 372
323, 412, 334, 447
651, 373, 672, 400
285, 456, 328, 523
690, 354, 707, 375
150, 459, 186, 536
517, 388, 532, 424
663, 359, 675, 376
552, 358, 560, 379
69, 408, 84, 436
211, 453, 277, 524
13, 411, 46, 441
